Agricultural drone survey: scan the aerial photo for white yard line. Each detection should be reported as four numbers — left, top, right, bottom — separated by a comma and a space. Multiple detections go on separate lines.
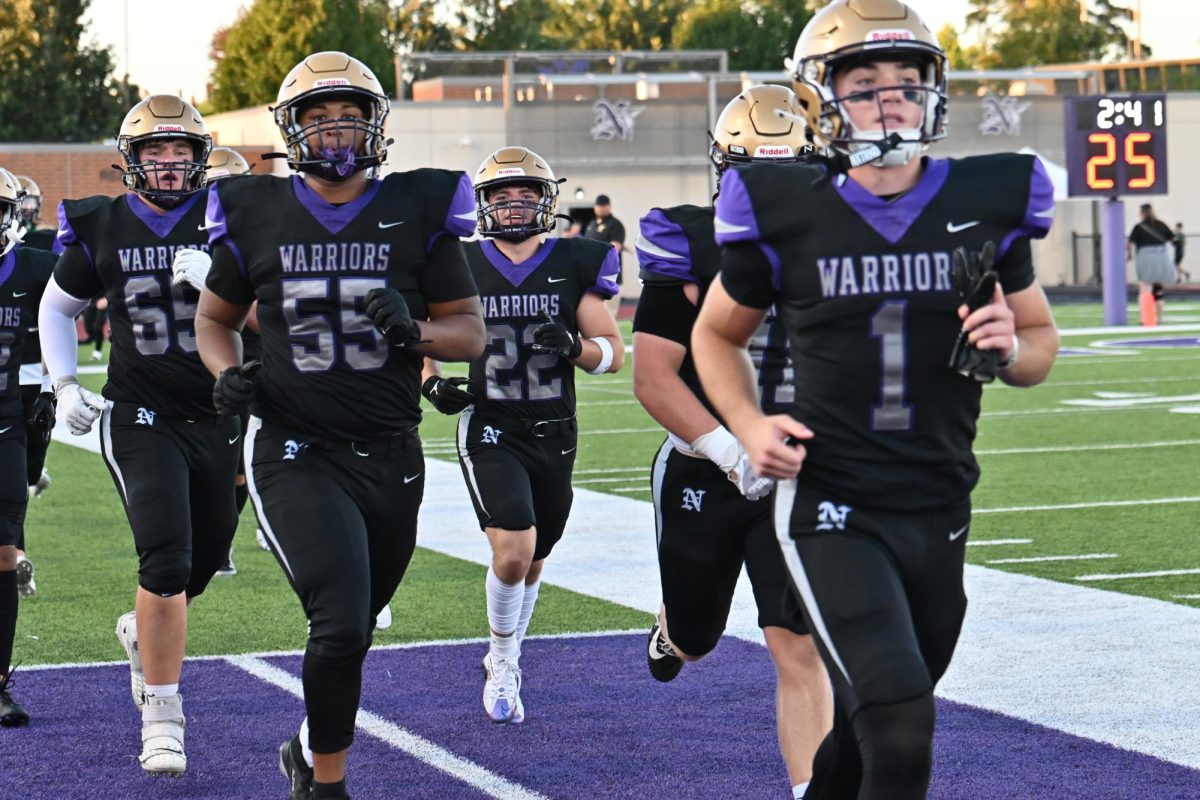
985, 554, 1118, 565
976, 439, 1200, 456
966, 538, 1033, 546
226, 655, 551, 800
1076, 568, 1200, 582
975, 496, 1200, 514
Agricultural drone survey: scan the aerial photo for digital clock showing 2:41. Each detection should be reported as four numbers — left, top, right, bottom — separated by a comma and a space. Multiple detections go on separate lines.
1064, 94, 1168, 197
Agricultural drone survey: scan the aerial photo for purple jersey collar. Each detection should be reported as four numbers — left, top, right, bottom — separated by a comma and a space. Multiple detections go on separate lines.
479, 237, 560, 287
125, 191, 203, 239
292, 175, 383, 235
835, 158, 950, 245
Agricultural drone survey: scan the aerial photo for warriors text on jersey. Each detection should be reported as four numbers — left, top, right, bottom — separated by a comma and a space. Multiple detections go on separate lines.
204, 171, 479, 440
464, 237, 618, 422
715, 154, 1054, 509
0, 245, 54, 420
634, 204, 792, 416
53, 192, 216, 419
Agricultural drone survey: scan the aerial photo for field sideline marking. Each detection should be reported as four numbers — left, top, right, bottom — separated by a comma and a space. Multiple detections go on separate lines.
975, 438, 1200, 455
16, 628, 646, 673
227, 654, 552, 800
986, 554, 1118, 565
1075, 568, 1200, 582
967, 538, 1033, 546
975, 496, 1200, 514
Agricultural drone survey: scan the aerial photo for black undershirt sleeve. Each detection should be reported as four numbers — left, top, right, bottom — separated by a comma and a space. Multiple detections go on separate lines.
204, 243, 255, 306
717, 243, 777, 310
632, 283, 696, 345
52, 245, 103, 300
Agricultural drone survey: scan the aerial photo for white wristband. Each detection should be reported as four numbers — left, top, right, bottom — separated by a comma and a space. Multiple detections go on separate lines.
586, 336, 614, 375
998, 334, 1020, 370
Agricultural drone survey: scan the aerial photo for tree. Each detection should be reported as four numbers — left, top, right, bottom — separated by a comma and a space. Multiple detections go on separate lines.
0, 0, 130, 142
673, 0, 813, 72
209, 0, 396, 113
454, 0, 561, 51
542, 0, 692, 52
936, 24, 979, 71
965, 0, 1144, 69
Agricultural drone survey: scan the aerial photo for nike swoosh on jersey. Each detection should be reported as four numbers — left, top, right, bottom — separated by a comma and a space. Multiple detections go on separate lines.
454, 210, 477, 221
228, 435, 240, 445
378, 220, 406, 229
12, 292, 27, 297
946, 220, 981, 233
547, 277, 567, 283
403, 473, 421, 484
949, 524, 969, 541
0, 427, 11, 435
634, 234, 686, 261
561, 447, 576, 455
56, 228, 69, 239
714, 216, 751, 235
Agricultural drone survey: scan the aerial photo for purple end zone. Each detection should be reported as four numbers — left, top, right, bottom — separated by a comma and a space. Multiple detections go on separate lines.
2, 635, 1198, 799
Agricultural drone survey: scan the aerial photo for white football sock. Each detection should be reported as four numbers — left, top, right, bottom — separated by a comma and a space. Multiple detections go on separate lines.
486, 566, 523, 660
792, 782, 810, 799
144, 683, 179, 700
514, 579, 541, 657
299, 717, 315, 768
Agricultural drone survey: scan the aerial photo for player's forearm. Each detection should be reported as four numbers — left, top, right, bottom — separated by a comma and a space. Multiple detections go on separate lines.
413, 312, 486, 362
573, 334, 624, 374
691, 323, 763, 440
999, 324, 1058, 387
195, 312, 244, 377
634, 366, 722, 443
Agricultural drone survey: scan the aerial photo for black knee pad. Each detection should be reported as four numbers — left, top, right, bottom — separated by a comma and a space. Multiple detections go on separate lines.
306, 623, 373, 661
1152, 283, 1165, 300
137, 547, 191, 597
852, 693, 936, 800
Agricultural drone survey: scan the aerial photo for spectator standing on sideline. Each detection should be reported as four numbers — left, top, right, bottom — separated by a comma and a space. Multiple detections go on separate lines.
1127, 203, 1175, 326
585, 195, 625, 313
1173, 222, 1188, 283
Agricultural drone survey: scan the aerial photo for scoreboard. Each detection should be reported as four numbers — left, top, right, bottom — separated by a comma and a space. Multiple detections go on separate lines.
1064, 94, 1168, 197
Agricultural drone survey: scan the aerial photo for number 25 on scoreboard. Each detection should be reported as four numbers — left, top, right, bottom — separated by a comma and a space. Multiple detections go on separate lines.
1085, 131, 1155, 191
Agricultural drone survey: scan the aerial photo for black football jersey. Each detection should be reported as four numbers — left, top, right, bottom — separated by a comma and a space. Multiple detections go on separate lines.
0, 245, 54, 420
466, 237, 619, 422
716, 154, 1054, 509
634, 204, 792, 416
204, 171, 479, 440
53, 192, 216, 419
21, 228, 56, 252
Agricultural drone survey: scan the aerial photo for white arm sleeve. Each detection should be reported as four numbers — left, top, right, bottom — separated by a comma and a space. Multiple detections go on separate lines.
38, 276, 91, 382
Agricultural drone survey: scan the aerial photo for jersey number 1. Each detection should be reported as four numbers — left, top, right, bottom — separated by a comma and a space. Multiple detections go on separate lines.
870, 300, 913, 431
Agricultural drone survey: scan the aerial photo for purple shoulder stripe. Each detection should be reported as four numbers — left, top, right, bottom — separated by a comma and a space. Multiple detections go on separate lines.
205, 183, 246, 276
635, 208, 694, 282
590, 247, 621, 298
998, 157, 1056, 261
52, 201, 92, 266
443, 172, 477, 240
713, 169, 761, 245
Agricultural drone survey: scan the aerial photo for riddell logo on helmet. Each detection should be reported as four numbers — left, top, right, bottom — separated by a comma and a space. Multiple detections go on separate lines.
495, 168, 526, 177
314, 78, 352, 87
754, 145, 794, 158
153, 125, 185, 132
867, 30, 916, 41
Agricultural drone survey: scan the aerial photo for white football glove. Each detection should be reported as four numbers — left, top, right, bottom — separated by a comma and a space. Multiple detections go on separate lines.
54, 377, 104, 435
170, 248, 211, 292
691, 426, 775, 502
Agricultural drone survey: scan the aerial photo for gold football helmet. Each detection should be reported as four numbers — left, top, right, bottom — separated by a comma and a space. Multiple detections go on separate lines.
710, 84, 813, 171
0, 169, 23, 254
206, 147, 252, 180
117, 95, 212, 206
274, 51, 389, 180
15, 175, 40, 227
787, 0, 946, 166
473, 146, 561, 240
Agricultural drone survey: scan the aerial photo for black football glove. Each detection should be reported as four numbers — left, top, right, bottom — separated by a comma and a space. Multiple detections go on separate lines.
26, 391, 56, 445
531, 310, 582, 360
949, 241, 1000, 383
364, 287, 422, 347
421, 375, 476, 415
213, 360, 260, 416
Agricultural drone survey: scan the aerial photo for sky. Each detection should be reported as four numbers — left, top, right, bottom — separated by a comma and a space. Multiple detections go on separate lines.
84, 0, 1198, 104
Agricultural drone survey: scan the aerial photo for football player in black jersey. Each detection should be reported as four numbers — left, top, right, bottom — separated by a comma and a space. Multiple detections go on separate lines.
14, 176, 54, 253
197, 147, 254, 578
693, 3, 1059, 798
424, 146, 622, 725
0, 167, 54, 728
38, 95, 235, 776
195, 51, 484, 800
633, 86, 832, 800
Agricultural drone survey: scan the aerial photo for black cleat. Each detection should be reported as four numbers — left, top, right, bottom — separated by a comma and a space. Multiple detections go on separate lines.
215, 547, 237, 577
279, 735, 314, 800
647, 621, 684, 683
0, 671, 29, 727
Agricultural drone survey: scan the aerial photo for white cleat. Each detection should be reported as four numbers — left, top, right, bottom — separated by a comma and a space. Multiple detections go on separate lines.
115, 611, 145, 708
14, 555, 35, 600
482, 654, 522, 724
139, 693, 186, 776
375, 604, 392, 630
28, 469, 51, 499
255, 528, 271, 551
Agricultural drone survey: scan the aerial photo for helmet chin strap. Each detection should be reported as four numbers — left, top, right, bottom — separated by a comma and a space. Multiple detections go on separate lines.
846, 133, 918, 168
1, 216, 24, 257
